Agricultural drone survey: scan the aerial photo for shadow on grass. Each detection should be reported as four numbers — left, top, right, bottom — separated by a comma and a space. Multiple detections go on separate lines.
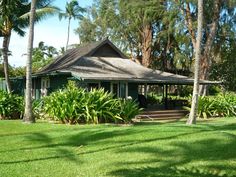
109, 166, 228, 177
0, 120, 235, 177
109, 124, 236, 177
0, 128, 144, 164
0, 127, 213, 165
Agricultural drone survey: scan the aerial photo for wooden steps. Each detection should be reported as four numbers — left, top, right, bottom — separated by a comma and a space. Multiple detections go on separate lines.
134, 109, 189, 122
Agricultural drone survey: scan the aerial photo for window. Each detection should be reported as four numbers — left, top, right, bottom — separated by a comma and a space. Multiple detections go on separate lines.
87, 82, 100, 91
111, 83, 119, 98
41, 77, 50, 97
119, 82, 128, 98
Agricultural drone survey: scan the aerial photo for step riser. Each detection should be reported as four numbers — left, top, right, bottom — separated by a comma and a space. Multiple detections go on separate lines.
141, 111, 188, 115
136, 109, 189, 122
140, 118, 182, 121
137, 116, 186, 119
138, 113, 187, 117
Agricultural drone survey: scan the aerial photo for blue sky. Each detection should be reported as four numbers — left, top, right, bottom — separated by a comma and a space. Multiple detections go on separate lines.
3, 0, 93, 67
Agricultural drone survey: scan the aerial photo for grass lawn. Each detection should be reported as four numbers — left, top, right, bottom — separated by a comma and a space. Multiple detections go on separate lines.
0, 118, 236, 177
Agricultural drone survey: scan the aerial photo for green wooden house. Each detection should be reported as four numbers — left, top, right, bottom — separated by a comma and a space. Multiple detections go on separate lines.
10, 39, 219, 103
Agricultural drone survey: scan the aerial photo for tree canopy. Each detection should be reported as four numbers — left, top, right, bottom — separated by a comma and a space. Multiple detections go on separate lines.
76, 0, 236, 92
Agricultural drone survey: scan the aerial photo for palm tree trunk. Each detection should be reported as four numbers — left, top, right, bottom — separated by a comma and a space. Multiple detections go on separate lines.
66, 17, 71, 50
2, 34, 11, 93
187, 0, 203, 125
24, 0, 37, 123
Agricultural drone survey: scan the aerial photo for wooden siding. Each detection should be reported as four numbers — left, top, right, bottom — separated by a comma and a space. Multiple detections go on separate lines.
128, 83, 139, 100
12, 79, 25, 95
49, 75, 69, 93
92, 44, 123, 58
0, 80, 7, 92
101, 81, 110, 92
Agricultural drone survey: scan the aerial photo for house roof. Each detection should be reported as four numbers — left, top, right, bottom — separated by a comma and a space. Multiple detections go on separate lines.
38, 39, 127, 74
36, 39, 221, 85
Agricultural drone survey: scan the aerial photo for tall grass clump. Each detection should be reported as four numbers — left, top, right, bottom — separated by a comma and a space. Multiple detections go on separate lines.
0, 90, 24, 119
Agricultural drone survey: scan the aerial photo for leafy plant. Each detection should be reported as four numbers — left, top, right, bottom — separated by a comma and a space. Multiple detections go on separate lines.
184, 92, 236, 119
84, 89, 121, 124
0, 90, 24, 119
118, 99, 142, 123
42, 82, 141, 124
43, 82, 86, 124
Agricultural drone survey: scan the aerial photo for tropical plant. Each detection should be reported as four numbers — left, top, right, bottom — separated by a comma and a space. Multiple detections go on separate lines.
43, 82, 86, 124
0, 90, 24, 119
0, 0, 59, 93
43, 82, 141, 124
118, 99, 142, 123
184, 93, 236, 119
32, 41, 58, 72
59, 0, 85, 50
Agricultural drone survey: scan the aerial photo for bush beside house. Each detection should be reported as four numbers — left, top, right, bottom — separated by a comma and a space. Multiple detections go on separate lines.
0, 90, 24, 119
42, 82, 142, 124
184, 93, 236, 118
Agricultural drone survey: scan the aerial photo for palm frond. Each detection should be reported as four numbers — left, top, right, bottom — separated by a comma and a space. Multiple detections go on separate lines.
20, 6, 60, 21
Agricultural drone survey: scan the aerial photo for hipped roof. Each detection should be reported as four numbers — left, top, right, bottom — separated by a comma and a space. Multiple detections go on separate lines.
37, 39, 220, 85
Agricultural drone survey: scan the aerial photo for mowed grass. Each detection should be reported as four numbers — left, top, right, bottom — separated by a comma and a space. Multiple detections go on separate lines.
0, 118, 236, 177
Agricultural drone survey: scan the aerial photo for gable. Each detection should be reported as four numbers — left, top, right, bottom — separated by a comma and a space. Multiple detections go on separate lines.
91, 43, 123, 58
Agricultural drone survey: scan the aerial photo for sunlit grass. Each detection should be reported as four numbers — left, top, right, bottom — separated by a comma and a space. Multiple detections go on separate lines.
0, 118, 236, 177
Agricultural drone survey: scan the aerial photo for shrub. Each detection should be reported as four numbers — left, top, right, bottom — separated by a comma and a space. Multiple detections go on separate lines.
185, 92, 236, 118
32, 99, 45, 119
43, 82, 86, 124
147, 93, 161, 105
118, 99, 142, 123
211, 93, 236, 117
0, 90, 24, 119
84, 89, 121, 124
43, 82, 141, 124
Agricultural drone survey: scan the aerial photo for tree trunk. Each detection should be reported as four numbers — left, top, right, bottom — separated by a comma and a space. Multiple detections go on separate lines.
199, 0, 220, 95
24, 0, 36, 123
141, 23, 152, 67
187, 0, 203, 125
2, 34, 11, 93
66, 17, 71, 51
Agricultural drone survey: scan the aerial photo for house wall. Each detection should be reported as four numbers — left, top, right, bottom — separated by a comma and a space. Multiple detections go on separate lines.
9, 75, 140, 102
101, 81, 110, 92
49, 75, 69, 93
92, 44, 122, 58
128, 83, 139, 100
11, 78, 25, 96
0, 80, 7, 92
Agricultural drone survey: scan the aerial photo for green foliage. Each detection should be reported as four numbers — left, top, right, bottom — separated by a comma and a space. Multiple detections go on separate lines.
185, 93, 236, 118
1, 118, 236, 177
43, 82, 86, 124
84, 88, 121, 124
32, 99, 44, 119
118, 99, 142, 123
0, 90, 23, 119
43, 82, 140, 124
147, 93, 162, 105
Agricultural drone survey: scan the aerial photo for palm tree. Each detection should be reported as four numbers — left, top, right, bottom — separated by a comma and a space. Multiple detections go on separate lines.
0, 0, 59, 93
24, 0, 36, 123
187, 0, 203, 125
59, 0, 85, 50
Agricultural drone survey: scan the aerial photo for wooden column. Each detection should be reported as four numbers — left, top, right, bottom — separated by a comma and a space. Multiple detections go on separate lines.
165, 84, 168, 109
144, 83, 147, 97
